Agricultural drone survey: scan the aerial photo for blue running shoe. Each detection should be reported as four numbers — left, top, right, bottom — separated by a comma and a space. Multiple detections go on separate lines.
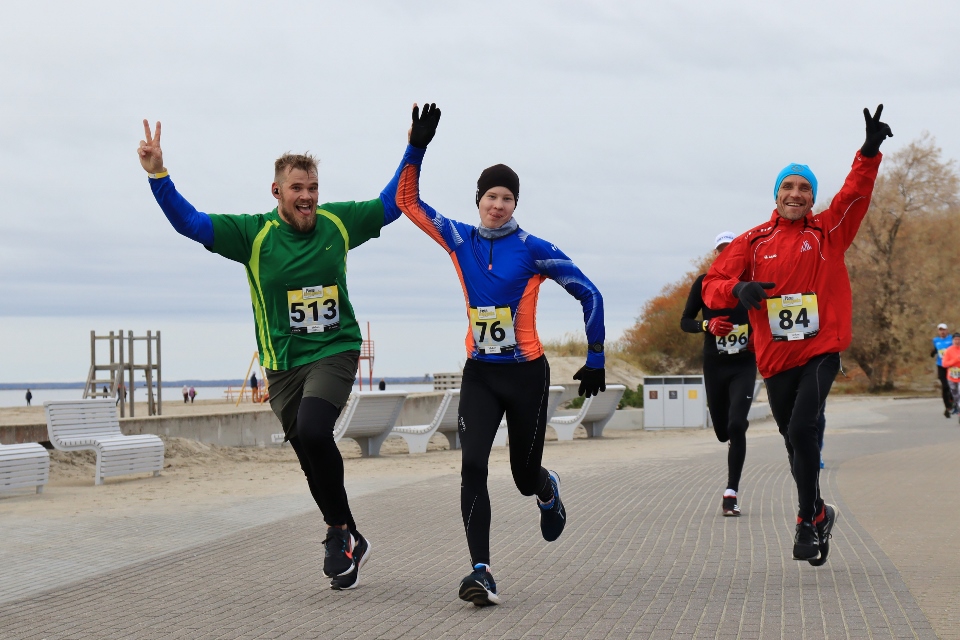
538, 470, 566, 542
459, 564, 500, 606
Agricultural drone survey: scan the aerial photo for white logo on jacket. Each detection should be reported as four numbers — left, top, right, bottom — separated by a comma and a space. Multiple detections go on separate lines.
801, 240, 812, 253
763, 254, 777, 260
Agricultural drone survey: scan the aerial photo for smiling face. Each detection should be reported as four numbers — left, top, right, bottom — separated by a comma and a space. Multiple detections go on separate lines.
477, 186, 517, 229
776, 175, 815, 221
273, 167, 319, 233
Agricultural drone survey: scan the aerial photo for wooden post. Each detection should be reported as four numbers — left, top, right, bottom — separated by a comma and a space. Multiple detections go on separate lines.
156, 331, 162, 416
128, 330, 135, 418
118, 330, 126, 417
145, 330, 155, 416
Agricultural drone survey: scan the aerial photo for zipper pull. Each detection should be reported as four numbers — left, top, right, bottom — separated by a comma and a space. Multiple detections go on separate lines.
488, 238, 494, 270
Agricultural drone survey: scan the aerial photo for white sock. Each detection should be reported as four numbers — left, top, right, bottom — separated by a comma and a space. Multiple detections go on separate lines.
723, 489, 737, 498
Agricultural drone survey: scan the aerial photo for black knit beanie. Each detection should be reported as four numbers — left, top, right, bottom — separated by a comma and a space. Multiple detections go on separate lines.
475, 164, 520, 208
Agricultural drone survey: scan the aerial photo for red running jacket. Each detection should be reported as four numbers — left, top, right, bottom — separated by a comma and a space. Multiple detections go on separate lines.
702, 151, 882, 378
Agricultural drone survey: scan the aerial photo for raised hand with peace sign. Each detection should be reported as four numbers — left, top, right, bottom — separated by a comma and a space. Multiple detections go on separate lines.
860, 104, 893, 158
138, 119, 166, 175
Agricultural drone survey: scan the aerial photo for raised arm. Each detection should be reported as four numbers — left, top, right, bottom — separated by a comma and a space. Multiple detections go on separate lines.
138, 120, 214, 246
816, 105, 890, 251
392, 103, 471, 253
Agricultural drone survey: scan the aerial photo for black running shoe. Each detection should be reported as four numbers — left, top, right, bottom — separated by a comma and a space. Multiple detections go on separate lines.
323, 527, 355, 578
945, 408, 951, 419
538, 470, 566, 542
722, 495, 741, 517
793, 521, 820, 561
458, 564, 500, 606
331, 533, 372, 590
808, 504, 839, 567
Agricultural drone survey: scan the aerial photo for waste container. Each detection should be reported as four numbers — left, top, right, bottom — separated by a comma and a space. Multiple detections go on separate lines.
643, 375, 706, 429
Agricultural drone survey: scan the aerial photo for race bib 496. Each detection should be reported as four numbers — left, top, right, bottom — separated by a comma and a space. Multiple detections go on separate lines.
767, 293, 819, 342
716, 324, 749, 354
288, 285, 339, 334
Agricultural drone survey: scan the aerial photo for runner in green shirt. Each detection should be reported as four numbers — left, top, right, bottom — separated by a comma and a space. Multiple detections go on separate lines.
138, 119, 404, 590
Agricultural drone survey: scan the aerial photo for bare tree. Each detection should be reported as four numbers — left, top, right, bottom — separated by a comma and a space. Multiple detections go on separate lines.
845, 134, 960, 390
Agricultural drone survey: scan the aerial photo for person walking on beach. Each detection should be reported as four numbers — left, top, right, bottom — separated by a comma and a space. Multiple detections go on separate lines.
182, 385, 189, 404
394, 103, 606, 606
188, 386, 196, 403
931, 323, 954, 417
703, 105, 892, 566
681, 231, 756, 517
25, 389, 32, 406
138, 118, 408, 591
250, 372, 260, 402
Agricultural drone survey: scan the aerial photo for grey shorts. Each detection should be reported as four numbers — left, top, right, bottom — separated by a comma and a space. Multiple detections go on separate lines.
266, 350, 359, 439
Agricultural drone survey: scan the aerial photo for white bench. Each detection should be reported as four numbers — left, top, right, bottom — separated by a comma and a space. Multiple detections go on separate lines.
493, 385, 567, 447
390, 390, 460, 454
0, 443, 50, 494
44, 400, 164, 485
548, 384, 627, 440
333, 391, 408, 457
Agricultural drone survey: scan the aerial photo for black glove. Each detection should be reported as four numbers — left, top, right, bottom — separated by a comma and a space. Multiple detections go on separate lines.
860, 104, 893, 158
573, 365, 606, 398
732, 281, 775, 310
409, 103, 441, 149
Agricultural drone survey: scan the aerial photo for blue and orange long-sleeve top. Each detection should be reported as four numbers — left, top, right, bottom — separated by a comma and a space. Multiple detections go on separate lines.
392, 144, 605, 368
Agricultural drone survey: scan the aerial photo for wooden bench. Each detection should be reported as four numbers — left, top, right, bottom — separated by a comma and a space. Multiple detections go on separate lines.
548, 384, 627, 440
390, 390, 460, 454
333, 391, 408, 457
0, 443, 49, 494
44, 400, 165, 485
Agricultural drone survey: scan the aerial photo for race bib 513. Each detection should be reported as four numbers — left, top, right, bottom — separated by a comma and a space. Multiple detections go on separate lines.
767, 293, 819, 342
288, 285, 339, 334
469, 306, 516, 354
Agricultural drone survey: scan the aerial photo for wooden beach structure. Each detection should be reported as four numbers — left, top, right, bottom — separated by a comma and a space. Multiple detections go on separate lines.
82, 330, 162, 418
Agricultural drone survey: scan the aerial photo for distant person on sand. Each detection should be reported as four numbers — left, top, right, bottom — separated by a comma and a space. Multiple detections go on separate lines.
378, 379, 386, 391
25, 389, 32, 406
116, 382, 125, 406
188, 386, 196, 403
251, 372, 260, 402
182, 385, 189, 403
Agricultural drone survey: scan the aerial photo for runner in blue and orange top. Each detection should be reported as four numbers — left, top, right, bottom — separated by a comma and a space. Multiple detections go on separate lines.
390, 103, 606, 607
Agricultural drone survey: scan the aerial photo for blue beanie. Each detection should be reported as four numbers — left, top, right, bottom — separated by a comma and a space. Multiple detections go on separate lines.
774, 163, 818, 203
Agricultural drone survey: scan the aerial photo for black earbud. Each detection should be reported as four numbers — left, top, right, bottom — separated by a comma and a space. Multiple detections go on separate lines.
273, 188, 279, 195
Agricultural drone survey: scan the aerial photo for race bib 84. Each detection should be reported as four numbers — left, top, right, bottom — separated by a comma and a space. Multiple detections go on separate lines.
767, 293, 819, 342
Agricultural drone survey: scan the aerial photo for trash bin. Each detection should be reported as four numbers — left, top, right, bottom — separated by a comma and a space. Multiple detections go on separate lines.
643, 375, 706, 429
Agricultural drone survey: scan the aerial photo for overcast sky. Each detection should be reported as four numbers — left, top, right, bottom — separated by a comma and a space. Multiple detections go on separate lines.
2, 1, 959, 383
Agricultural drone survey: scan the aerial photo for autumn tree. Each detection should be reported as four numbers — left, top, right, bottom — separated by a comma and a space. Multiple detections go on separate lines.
622, 253, 713, 374
845, 134, 960, 390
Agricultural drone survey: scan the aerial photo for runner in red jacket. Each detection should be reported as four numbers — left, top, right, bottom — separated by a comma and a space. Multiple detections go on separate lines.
703, 105, 893, 565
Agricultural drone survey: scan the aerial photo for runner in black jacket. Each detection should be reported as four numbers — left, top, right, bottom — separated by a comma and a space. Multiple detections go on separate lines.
681, 232, 757, 516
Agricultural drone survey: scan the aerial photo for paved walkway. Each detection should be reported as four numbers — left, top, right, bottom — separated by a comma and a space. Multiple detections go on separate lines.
1, 398, 957, 639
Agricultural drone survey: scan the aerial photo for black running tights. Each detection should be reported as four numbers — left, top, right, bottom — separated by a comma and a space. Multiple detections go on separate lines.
938, 366, 953, 410
704, 357, 757, 493
764, 352, 840, 522
288, 397, 357, 536
459, 356, 553, 566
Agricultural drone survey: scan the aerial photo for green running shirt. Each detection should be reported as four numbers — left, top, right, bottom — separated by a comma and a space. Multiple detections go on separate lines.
208, 200, 384, 370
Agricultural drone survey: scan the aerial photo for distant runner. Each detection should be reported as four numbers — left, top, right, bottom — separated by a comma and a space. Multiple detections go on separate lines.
939, 333, 960, 424
681, 231, 757, 517
703, 105, 892, 565
138, 119, 406, 590
393, 103, 606, 606
931, 323, 954, 418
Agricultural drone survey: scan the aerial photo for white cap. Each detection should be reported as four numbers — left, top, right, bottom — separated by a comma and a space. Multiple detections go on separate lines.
938, 323, 948, 329
715, 231, 736, 249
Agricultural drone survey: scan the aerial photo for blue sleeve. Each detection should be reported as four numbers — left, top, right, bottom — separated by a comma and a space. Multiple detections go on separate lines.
149, 176, 214, 246
525, 235, 606, 368
392, 144, 471, 253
